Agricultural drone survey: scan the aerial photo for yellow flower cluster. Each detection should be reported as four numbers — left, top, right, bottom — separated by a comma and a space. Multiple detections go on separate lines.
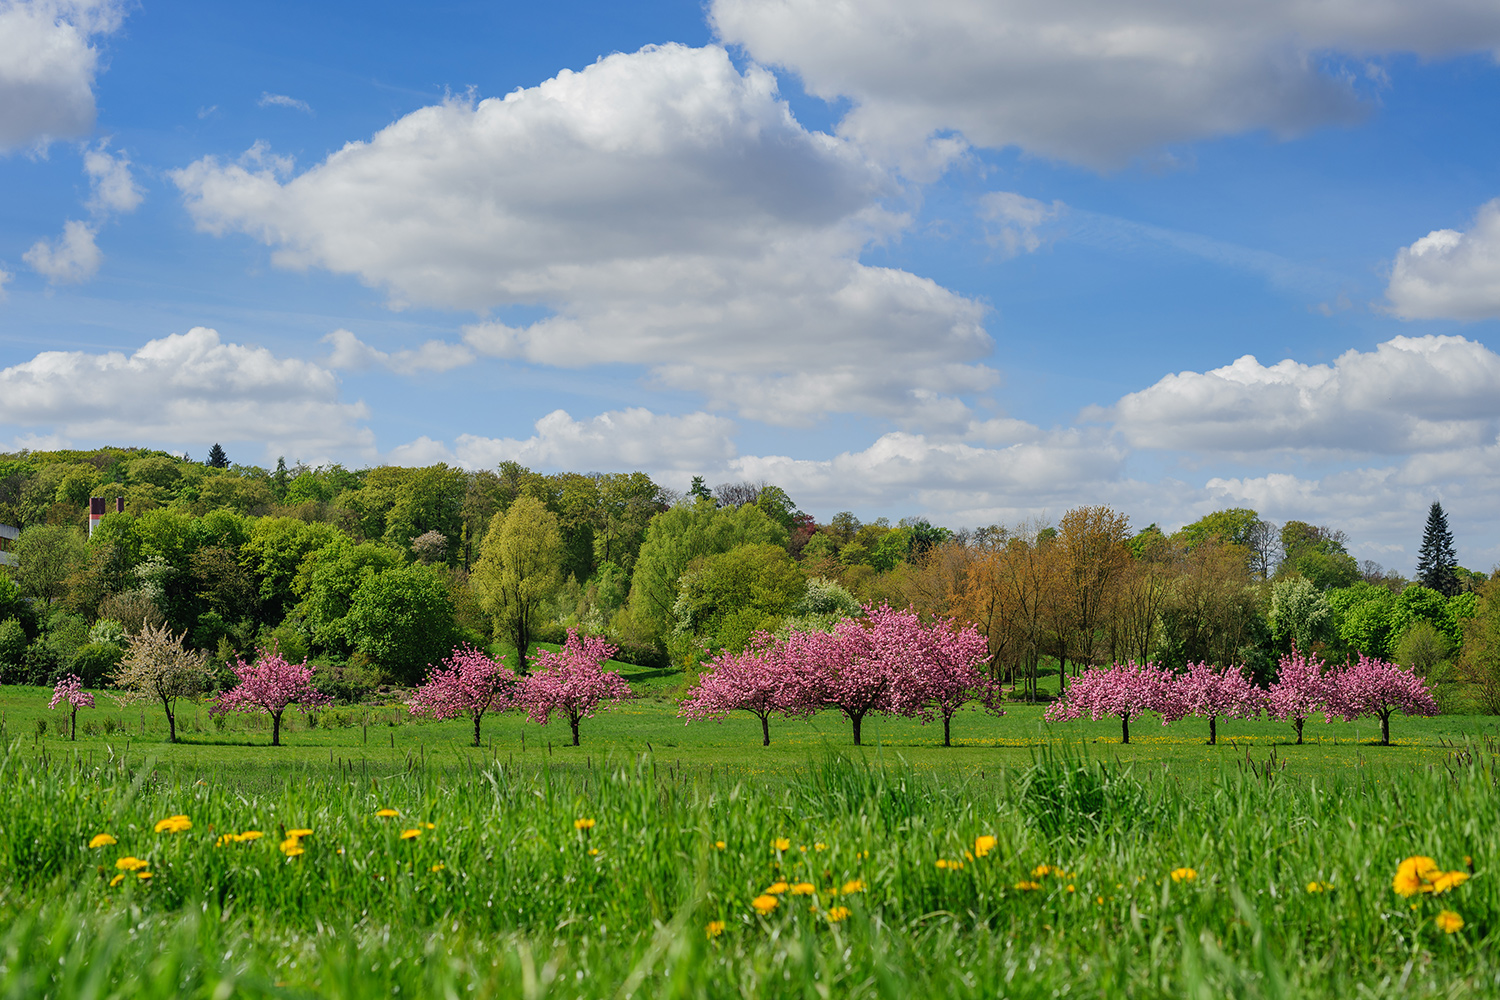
375, 808, 401, 818
575, 817, 596, 830
280, 828, 313, 857
216, 830, 264, 847
88, 833, 116, 849
1392, 856, 1469, 897
154, 815, 192, 834
1170, 867, 1197, 883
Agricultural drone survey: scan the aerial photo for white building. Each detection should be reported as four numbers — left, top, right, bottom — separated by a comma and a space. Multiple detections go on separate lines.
0, 523, 16, 568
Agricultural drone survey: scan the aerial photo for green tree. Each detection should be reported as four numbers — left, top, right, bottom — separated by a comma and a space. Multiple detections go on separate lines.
1268, 577, 1330, 652
14, 525, 87, 605
1416, 501, 1459, 597
240, 518, 341, 623
343, 564, 459, 685
293, 537, 403, 651
111, 622, 210, 743
673, 543, 807, 654
471, 496, 564, 675
206, 443, 229, 469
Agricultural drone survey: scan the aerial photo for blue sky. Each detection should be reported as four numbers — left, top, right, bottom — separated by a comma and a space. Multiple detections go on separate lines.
4, 0, 1500, 572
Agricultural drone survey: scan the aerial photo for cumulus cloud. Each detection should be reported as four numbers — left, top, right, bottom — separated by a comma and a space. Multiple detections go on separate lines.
0, 326, 374, 460
323, 328, 474, 375
387, 408, 738, 472
0, 0, 125, 152
710, 0, 1500, 169
978, 191, 1063, 257
1105, 334, 1500, 454
23, 218, 100, 283
258, 92, 313, 114
1386, 199, 1500, 320
172, 43, 994, 428
83, 140, 141, 215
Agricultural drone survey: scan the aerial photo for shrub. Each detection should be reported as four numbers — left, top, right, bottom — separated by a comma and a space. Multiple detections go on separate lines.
69, 642, 124, 688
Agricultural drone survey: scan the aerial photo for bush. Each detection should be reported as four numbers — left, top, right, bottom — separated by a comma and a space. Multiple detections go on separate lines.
70, 642, 124, 688
313, 661, 382, 704
0, 617, 28, 680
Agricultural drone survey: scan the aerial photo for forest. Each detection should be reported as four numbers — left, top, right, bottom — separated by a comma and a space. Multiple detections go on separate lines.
1, 444, 1496, 713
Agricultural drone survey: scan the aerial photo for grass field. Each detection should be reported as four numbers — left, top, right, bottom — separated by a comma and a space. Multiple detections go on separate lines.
2, 677, 1498, 997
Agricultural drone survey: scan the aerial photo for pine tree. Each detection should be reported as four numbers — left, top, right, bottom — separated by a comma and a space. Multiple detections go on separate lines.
206, 443, 229, 469
1416, 501, 1459, 597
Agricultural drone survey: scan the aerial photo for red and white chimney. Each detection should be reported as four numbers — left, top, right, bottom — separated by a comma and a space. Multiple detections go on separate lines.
88, 497, 106, 536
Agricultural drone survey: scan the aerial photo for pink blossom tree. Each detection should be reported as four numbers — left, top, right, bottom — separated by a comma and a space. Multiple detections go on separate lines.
409, 645, 519, 746
917, 618, 1002, 747
1043, 661, 1176, 744
1173, 662, 1265, 745
1266, 647, 1331, 745
679, 635, 816, 746
787, 604, 933, 746
211, 647, 332, 746
49, 673, 94, 741
1326, 654, 1439, 745
520, 629, 631, 746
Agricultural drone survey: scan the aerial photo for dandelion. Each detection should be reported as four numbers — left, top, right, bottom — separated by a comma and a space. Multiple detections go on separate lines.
935, 859, 948, 869
423, 822, 436, 830
109, 874, 125, 887
1013, 880, 1041, 891
154, 815, 191, 834
1393, 856, 1441, 897
765, 881, 788, 895
588, 848, 599, 856
841, 879, 865, 895
430, 863, 446, 873
88, 834, 116, 849
814, 843, 827, 852
114, 856, 149, 872
974, 835, 997, 858
239, 831, 264, 841
1033, 864, 1054, 877
375, 808, 400, 818
715, 841, 727, 850
279, 838, 304, 856
752, 895, 779, 914
790, 882, 815, 895
1171, 867, 1198, 883
400, 829, 422, 840
1435, 910, 1464, 934
574, 818, 595, 830
137, 871, 152, 881
1433, 871, 1470, 894
287, 828, 312, 838
1096, 895, 1105, 905
1306, 881, 1333, 893
1066, 884, 1075, 893
706, 920, 725, 938
773, 838, 791, 851
827, 906, 851, 922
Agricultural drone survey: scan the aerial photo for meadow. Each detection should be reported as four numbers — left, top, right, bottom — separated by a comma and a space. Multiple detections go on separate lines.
2, 676, 1498, 998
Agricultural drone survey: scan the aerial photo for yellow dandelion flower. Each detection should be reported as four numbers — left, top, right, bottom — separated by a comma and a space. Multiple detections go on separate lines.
974, 835, 997, 858
137, 871, 152, 881
935, 859, 948, 869
430, 863, 446, 873
400, 828, 422, 840
841, 879, 864, 895
588, 848, 599, 856
375, 808, 400, 818
423, 822, 436, 829
1306, 881, 1333, 893
706, 920, 725, 938
827, 906, 851, 922
1066, 884, 1075, 893
114, 856, 148, 872
239, 831, 263, 841
1435, 910, 1464, 934
287, 828, 312, 838
88, 833, 116, 849
1096, 895, 1105, 905
279, 838, 303, 856
715, 840, 727, 850
1013, 880, 1041, 891
751, 894, 779, 914
1170, 867, 1198, 883
1393, 856, 1440, 897
1033, 864, 1054, 877
575, 818, 595, 830
773, 838, 791, 851
814, 842, 827, 851
154, 815, 191, 834
790, 882, 816, 895
765, 881, 788, 895
1433, 871, 1470, 894
109, 873, 125, 887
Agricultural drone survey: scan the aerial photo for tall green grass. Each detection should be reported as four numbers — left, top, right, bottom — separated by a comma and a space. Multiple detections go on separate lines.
1, 740, 1495, 997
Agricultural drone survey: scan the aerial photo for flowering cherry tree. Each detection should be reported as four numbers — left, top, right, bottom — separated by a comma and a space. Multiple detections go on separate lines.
49, 673, 94, 741
211, 647, 332, 746
1266, 647, 1331, 745
520, 629, 631, 746
916, 617, 1001, 747
1326, 654, 1439, 745
679, 635, 816, 746
1173, 662, 1265, 745
409, 645, 519, 746
1043, 661, 1176, 744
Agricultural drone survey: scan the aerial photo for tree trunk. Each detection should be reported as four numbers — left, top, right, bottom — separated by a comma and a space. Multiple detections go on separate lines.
570, 715, 580, 746
760, 713, 770, 747
473, 711, 483, 747
70, 706, 78, 741
1294, 717, 1304, 745
515, 622, 530, 676
164, 701, 177, 743
1120, 713, 1130, 745
851, 713, 863, 746
943, 713, 952, 748
1208, 715, 1217, 746
1380, 711, 1390, 746
271, 709, 283, 747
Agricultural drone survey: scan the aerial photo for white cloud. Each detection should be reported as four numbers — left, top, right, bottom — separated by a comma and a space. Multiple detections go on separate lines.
0, 265, 11, 301
322, 328, 474, 374
0, 0, 124, 153
710, 0, 1500, 169
258, 92, 313, 115
23, 218, 100, 283
387, 408, 738, 472
0, 326, 374, 461
1386, 199, 1500, 320
1106, 335, 1500, 453
172, 43, 994, 428
978, 191, 1064, 257
83, 140, 141, 215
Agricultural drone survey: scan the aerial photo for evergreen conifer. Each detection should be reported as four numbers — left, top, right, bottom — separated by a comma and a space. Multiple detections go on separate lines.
1416, 501, 1459, 596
